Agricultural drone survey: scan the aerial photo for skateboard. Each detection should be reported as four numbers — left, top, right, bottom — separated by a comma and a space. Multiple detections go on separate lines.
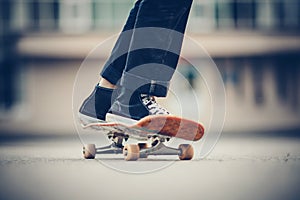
81, 115, 205, 161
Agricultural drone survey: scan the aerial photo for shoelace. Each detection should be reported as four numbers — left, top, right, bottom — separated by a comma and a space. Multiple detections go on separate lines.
141, 95, 169, 115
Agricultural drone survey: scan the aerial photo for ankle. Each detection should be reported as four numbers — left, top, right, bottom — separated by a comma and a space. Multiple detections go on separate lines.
99, 78, 116, 89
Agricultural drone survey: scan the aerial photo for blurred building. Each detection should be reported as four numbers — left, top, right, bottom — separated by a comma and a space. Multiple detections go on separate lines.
3, 0, 299, 32
0, 0, 300, 134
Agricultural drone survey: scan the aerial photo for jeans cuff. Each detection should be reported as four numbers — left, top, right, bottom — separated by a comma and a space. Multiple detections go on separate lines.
100, 66, 123, 85
120, 72, 170, 97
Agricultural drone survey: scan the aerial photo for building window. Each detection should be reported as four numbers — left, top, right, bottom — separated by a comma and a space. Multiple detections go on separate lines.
189, 1, 216, 32
215, 0, 235, 29
59, 0, 93, 33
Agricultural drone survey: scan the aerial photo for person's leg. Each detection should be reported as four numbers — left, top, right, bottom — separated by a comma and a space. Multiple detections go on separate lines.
79, 0, 141, 122
122, 0, 193, 95
110, 0, 193, 120
100, 0, 142, 86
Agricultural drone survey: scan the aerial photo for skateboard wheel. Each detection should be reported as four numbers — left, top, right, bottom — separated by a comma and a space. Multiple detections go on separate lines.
178, 144, 194, 160
83, 144, 96, 159
123, 144, 140, 161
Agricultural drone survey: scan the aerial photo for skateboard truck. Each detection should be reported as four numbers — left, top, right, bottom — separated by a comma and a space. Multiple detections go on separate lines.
83, 132, 194, 161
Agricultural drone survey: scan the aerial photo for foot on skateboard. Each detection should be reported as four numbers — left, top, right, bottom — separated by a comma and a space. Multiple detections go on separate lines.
81, 114, 204, 161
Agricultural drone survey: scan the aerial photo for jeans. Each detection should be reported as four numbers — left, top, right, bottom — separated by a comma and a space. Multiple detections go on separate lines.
101, 0, 193, 97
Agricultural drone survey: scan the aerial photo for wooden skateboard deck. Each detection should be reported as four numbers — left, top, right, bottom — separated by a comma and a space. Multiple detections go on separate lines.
83, 115, 204, 141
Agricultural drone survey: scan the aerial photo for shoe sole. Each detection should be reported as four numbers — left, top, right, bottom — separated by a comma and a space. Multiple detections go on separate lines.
106, 113, 137, 126
78, 113, 105, 125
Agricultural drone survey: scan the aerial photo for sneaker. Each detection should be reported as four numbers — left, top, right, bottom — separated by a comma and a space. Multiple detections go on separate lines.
109, 87, 169, 121
140, 94, 169, 115
78, 84, 114, 123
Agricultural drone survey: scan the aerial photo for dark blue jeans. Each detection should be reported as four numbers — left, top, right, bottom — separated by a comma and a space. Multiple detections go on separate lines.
101, 0, 193, 97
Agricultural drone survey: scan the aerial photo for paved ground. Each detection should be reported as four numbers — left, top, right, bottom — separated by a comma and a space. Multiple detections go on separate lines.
0, 132, 300, 200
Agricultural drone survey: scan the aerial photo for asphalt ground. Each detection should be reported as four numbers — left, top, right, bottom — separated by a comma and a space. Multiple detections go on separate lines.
0, 131, 299, 200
